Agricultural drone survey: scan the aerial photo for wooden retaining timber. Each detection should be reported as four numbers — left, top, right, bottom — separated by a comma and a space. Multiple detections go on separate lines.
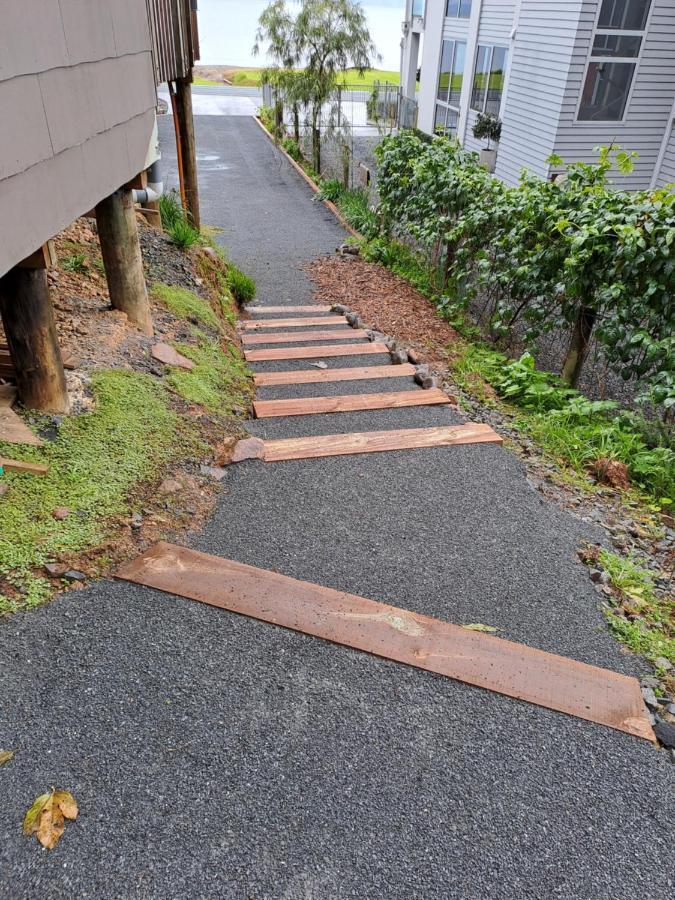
245, 343, 389, 362
242, 316, 347, 330
116, 543, 655, 743
254, 364, 417, 387
253, 389, 451, 419
241, 329, 368, 346
248, 305, 331, 314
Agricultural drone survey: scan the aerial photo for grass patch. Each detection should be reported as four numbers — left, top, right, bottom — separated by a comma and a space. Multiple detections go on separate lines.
61, 252, 89, 274
166, 334, 253, 415
193, 76, 221, 86
166, 218, 201, 249
0, 371, 180, 614
151, 284, 221, 332
159, 191, 184, 231
597, 549, 674, 667
227, 267, 256, 305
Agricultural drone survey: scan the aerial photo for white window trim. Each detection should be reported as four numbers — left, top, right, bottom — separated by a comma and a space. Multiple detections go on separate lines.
574, 0, 655, 125
470, 44, 509, 117
435, 38, 467, 137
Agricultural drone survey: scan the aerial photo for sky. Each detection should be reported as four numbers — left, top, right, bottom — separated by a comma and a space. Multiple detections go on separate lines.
197, 0, 406, 71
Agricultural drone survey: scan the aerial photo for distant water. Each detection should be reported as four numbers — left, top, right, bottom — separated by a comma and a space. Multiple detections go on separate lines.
197, 0, 405, 71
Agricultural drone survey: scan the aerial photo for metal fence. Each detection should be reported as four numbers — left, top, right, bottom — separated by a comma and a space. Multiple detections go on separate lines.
146, 0, 198, 84
261, 82, 417, 194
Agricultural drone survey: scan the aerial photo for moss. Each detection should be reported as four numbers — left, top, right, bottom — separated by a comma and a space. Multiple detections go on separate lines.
151, 283, 221, 332
166, 335, 253, 415
0, 371, 181, 614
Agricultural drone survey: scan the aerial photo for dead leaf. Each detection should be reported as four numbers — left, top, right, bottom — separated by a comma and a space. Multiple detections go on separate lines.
0, 749, 15, 766
23, 789, 78, 849
462, 623, 498, 633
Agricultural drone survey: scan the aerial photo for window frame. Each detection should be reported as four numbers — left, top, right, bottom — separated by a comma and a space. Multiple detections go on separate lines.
470, 44, 509, 116
445, 1, 472, 21
435, 38, 467, 138
575, 0, 653, 124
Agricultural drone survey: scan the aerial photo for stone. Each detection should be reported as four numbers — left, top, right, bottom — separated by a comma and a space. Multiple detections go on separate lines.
331, 304, 348, 315
641, 687, 659, 710
52, 507, 70, 521
309, 361, 328, 369
130, 513, 143, 530
407, 349, 422, 365
151, 343, 195, 371
655, 656, 672, 672
63, 570, 86, 582
346, 312, 358, 326
391, 350, 409, 365
159, 478, 184, 495
641, 676, 660, 689
215, 437, 239, 466
200, 465, 228, 480
654, 721, 675, 749
415, 373, 438, 390
202, 247, 217, 260
44, 562, 69, 577
230, 437, 266, 464
588, 568, 603, 583
415, 364, 431, 378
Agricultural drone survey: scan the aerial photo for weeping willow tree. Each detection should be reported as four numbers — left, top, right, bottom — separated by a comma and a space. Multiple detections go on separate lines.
254, 0, 378, 174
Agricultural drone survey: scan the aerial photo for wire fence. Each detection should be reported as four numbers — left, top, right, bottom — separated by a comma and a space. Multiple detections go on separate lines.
261, 82, 418, 195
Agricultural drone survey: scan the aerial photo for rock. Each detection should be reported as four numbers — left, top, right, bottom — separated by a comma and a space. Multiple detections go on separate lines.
309, 361, 328, 369
159, 478, 184, 495
331, 304, 348, 315
200, 465, 228, 480
63, 570, 86, 582
415, 373, 438, 390
151, 343, 195, 371
339, 243, 360, 256
641, 687, 659, 710
588, 568, 603, 583
407, 349, 422, 365
202, 246, 217, 260
368, 332, 387, 343
641, 676, 660, 689
654, 721, 675, 748
415, 364, 430, 378
130, 513, 143, 530
655, 657, 672, 672
666, 703, 675, 716
391, 350, 409, 365
230, 438, 266, 464
52, 507, 70, 521
44, 563, 68, 577
346, 312, 358, 326
215, 437, 239, 466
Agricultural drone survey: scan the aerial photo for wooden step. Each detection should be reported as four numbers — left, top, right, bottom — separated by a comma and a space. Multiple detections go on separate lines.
254, 388, 450, 419
116, 542, 655, 743
245, 343, 389, 362
254, 364, 417, 387
248, 305, 330, 314
242, 316, 347, 330
242, 329, 367, 346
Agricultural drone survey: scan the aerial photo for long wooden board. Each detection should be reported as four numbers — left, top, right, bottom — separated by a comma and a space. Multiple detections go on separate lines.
243, 316, 347, 330
248, 305, 330, 314
254, 364, 417, 387
242, 329, 367, 346
245, 343, 389, 362
116, 542, 655, 743
254, 389, 450, 419
263, 424, 502, 461
0, 455, 49, 475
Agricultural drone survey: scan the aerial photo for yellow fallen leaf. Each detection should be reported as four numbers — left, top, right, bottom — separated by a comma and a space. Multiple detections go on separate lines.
462, 623, 498, 633
0, 750, 15, 766
23, 789, 78, 849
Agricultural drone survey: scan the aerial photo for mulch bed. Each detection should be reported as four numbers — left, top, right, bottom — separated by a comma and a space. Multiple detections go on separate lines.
305, 255, 462, 371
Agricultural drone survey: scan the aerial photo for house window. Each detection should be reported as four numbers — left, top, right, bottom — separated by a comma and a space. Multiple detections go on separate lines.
412, 0, 426, 17
578, 0, 651, 121
436, 39, 466, 136
471, 45, 508, 116
446, 1, 472, 19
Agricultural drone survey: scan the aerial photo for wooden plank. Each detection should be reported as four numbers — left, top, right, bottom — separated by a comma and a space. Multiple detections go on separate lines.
248, 305, 331, 314
116, 542, 655, 743
242, 329, 368, 346
242, 316, 347, 330
245, 343, 388, 362
263, 424, 503, 461
0, 455, 48, 475
0, 407, 43, 446
254, 364, 417, 387
254, 389, 450, 419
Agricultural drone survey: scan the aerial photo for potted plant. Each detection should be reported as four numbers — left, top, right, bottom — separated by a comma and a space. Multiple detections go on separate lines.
472, 112, 502, 173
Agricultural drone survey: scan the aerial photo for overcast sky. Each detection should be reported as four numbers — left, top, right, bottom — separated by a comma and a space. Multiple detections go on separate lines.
197, 0, 406, 70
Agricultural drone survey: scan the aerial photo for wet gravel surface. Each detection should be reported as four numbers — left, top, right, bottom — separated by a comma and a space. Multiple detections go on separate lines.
0, 115, 672, 900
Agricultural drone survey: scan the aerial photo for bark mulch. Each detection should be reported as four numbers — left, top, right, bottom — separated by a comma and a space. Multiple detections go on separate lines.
305, 255, 462, 372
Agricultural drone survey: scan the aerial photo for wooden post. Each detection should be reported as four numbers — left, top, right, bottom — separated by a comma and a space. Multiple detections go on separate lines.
95, 187, 154, 336
174, 77, 201, 231
0, 265, 70, 413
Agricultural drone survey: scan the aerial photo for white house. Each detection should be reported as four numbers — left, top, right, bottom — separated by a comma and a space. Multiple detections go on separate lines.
400, 0, 675, 189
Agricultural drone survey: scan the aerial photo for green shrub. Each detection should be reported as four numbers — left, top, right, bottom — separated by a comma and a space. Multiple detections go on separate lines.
167, 218, 201, 249
62, 253, 88, 273
159, 191, 184, 231
227, 266, 256, 305
281, 137, 303, 162
316, 179, 344, 203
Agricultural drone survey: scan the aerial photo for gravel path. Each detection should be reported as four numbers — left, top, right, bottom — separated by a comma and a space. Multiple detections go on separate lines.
0, 115, 672, 900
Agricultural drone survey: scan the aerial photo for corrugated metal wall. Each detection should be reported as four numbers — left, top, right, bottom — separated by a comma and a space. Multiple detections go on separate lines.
0, 0, 159, 278
145, 0, 197, 84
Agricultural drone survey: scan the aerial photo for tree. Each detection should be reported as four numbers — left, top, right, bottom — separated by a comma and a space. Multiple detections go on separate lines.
255, 0, 379, 173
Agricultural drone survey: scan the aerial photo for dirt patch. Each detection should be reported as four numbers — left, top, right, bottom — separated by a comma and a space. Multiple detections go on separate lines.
305, 255, 461, 371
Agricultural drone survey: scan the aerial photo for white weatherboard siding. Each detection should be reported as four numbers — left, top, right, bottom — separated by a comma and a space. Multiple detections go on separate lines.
655, 122, 675, 186
494, 0, 584, 185
553, 0, 675, 190
463, 0, 517, 156
418, 0, 448, 133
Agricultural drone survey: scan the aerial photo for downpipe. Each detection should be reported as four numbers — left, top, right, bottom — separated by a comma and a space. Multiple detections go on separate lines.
132, 159, 164, 205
